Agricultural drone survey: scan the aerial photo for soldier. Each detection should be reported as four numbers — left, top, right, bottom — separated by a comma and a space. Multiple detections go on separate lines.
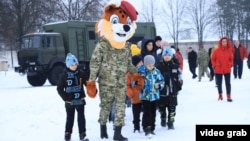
197, 44, 211, 81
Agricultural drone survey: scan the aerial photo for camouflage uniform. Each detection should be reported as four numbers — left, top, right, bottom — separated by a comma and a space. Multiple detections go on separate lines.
197, 48, 211, 81
89, 39, 137, 126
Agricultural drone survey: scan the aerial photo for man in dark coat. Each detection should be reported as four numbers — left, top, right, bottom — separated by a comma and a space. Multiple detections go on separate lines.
187, 47, 197, 79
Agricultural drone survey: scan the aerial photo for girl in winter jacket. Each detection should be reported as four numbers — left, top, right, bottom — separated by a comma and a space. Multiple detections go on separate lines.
211, 37, 233, 102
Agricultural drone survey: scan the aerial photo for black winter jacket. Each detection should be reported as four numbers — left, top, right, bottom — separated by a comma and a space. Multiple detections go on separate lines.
57, 67, 88, 103
156, 59, 181, 97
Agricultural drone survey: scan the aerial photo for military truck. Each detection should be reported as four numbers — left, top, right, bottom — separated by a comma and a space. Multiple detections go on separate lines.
14, 21, 156, 86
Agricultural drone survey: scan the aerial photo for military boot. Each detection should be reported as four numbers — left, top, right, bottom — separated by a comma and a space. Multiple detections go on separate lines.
100, 124, 108, 139
113, 126, 128, 141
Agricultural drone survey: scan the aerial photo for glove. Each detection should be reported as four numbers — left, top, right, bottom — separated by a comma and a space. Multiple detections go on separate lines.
154, 83, 160, 89
86, 81, 97, 98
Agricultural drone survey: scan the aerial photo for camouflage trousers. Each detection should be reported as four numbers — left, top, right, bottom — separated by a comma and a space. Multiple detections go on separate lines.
98, 85, 126, 126
198, 66, 211, 80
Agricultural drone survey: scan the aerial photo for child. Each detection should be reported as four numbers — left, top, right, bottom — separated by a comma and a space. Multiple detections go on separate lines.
138, 55, 165, 138
57, 53, 89, 141
126, 55, 144, 133
156, 48, 183, 129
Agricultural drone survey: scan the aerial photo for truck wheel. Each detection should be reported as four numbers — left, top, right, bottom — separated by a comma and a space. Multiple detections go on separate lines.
27, 73, 47, 86
48, 65, 65, 86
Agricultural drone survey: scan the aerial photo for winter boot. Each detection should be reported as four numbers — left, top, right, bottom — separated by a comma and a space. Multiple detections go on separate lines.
168, 112, 175, 129
64, 132, 71, 141
160, 118, 167, 127
79, 132, 89, 141
227, 94, 233, 102
133, 122, 140, 133
167, 121, 174, 129
144, 126, 152, 138
218, 94, 223, 101
113, 126, 128, 141
100, 124, 108, 139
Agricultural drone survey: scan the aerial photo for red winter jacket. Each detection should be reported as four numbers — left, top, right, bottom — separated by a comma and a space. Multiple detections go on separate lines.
232, 44, 248, 61
175, 51, 183, 71
211, 37, 234, 74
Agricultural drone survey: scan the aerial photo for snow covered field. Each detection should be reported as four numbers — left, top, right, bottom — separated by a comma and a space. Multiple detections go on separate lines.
0, 59, 250, 141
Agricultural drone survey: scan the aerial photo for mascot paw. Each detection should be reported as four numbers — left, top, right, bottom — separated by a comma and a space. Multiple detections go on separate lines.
133, 73, 144, 91
86, 81, 97, 98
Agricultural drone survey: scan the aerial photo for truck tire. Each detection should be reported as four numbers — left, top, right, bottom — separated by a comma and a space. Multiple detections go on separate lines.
27, 73, 47, 86
48, 64, 65, 86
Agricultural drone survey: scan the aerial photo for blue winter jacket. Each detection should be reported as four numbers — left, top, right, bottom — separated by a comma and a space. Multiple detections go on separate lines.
137, 65, 165, 101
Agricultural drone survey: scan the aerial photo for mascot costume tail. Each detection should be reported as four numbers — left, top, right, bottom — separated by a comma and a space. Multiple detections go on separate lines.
86, 0, 143, 140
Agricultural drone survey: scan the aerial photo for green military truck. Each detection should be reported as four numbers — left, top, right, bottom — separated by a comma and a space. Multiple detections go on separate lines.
14, 21, 156, 86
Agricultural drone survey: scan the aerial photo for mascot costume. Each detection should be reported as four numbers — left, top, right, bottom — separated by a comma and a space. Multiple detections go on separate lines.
86, 0, 143, 140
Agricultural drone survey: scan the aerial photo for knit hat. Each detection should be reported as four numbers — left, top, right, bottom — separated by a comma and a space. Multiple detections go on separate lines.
132, 55, 142, 66
143, 55, 155, 66
65, 53, 79, 68
162, 48, 174, 58
154, 36, 162, 42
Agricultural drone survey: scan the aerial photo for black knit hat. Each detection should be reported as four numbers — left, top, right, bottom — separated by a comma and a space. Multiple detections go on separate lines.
154, 36, 162, 42
132, 55, 142, 66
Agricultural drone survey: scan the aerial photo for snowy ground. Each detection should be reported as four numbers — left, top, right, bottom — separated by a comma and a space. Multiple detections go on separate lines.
1, 59, 250, 141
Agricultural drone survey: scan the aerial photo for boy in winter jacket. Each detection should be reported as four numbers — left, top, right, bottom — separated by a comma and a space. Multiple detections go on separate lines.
137, 55, 165, 138
156, 48, 183, 129
126, 55, 144, 133
57, 53, 89, 141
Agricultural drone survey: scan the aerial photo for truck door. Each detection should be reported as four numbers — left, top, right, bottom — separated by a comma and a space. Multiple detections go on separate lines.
85, 26, 98, 61
41, 35, 57, 64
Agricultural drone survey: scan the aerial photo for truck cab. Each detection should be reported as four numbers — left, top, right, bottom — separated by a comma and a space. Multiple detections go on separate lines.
15, 33, 66, 86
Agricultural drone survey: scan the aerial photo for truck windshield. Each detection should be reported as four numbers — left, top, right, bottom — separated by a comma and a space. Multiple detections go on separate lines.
21, 36, 41, 49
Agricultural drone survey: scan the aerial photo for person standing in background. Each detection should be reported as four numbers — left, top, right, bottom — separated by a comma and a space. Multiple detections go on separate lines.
196, 44, 211, 82
171, 45, 183, 72
187, 47, 197, 79
232, 40, 248, 79
211, 37, 233, 102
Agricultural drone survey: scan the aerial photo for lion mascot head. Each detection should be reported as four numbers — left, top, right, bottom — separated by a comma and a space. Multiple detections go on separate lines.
95, 0, 138, 49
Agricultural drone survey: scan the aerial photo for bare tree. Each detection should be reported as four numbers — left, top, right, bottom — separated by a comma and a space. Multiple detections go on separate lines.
55, 0, 105, 21
187, 0, 215, 45
138, 0, 157, 22
161, 0, 185, 47
0, 0, 59, 49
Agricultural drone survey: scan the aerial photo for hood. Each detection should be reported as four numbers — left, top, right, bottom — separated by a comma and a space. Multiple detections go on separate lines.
218, 37, 233, 50
141, 38, 157, 57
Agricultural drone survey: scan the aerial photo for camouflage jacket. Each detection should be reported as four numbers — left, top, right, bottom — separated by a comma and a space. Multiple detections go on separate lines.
197, 48, 209, 67
89, 39, 137, 86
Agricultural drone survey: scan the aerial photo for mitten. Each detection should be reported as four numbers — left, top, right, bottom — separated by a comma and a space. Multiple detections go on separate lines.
132, 73, 144, 91
86, 81, 97, 98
